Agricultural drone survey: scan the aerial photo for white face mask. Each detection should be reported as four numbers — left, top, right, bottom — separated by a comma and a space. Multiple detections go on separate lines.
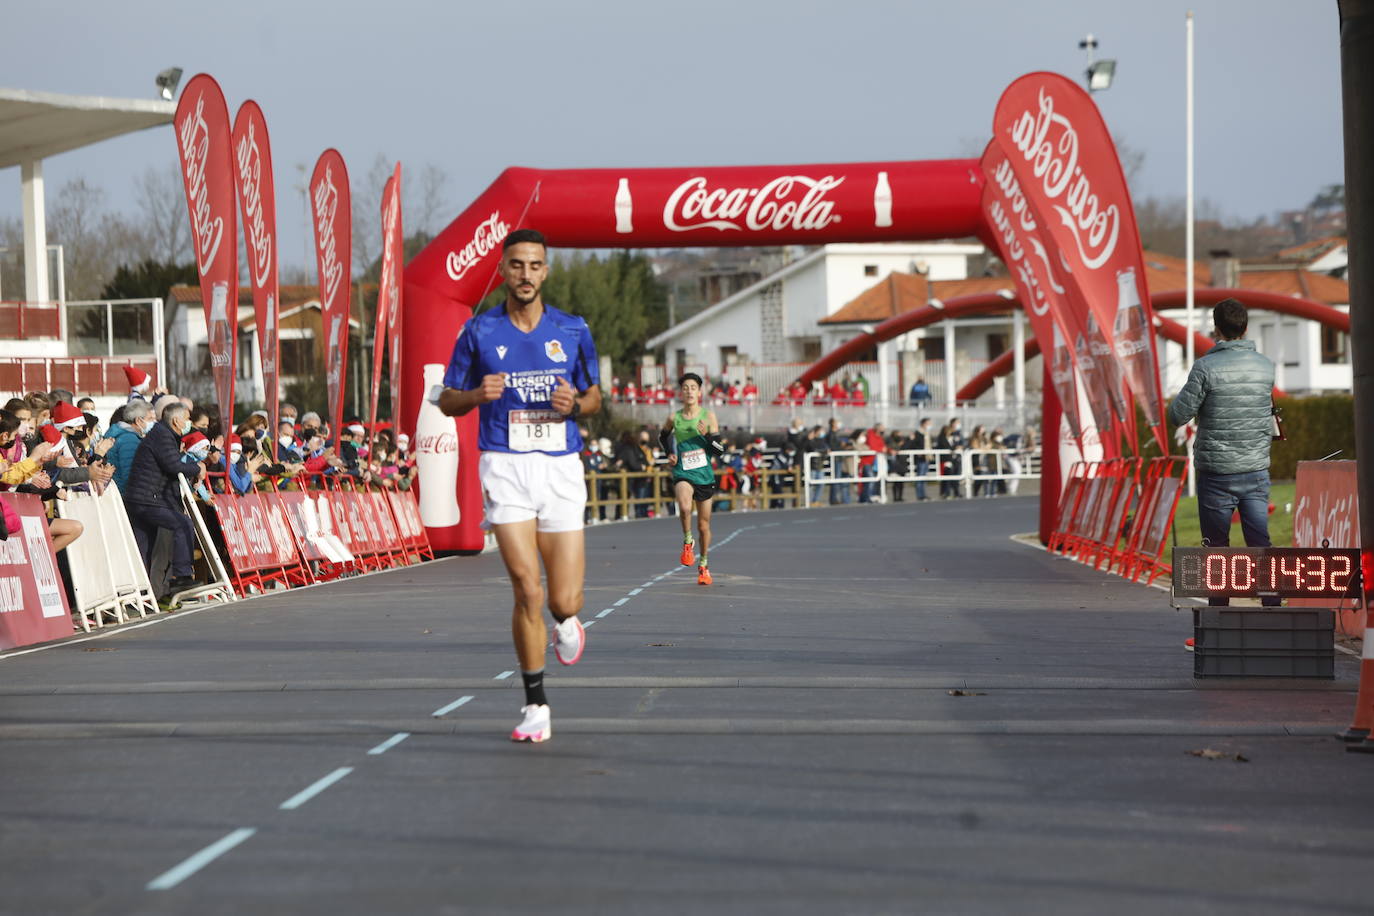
188, 447, 209, 461
279, 434, 294, 448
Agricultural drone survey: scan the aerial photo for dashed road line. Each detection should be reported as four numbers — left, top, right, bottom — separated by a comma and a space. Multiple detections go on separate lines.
596, 608, 614, 618
367, 732, 411, 755
431, 696, 474, 717
614, 597, 630, 606
628, 588, 643, 596
494, 670, 514, 680
279, 767, 353, 811
146, 828, 257, 891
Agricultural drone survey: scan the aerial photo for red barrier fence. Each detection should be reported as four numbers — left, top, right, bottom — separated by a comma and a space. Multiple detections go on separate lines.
208, 478, 433, 597
1049, 457, 1188, 586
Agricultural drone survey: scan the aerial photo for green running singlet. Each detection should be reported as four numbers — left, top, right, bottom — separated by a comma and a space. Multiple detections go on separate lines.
671, 409, 715, 486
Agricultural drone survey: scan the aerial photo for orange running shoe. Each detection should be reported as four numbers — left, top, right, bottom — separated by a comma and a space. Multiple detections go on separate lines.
697, 565, 712, 586
680, 541, 695, 566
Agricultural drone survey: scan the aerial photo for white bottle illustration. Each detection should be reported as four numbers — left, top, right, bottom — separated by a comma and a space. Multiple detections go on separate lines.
1050, 323, 1082, 439
415, 363, 460, 528
615, 178, 634, 234
874, 171, 893, 228
1112, 267, 1161, 425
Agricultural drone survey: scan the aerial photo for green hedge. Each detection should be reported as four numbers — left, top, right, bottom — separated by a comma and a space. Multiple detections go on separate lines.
1146, 393, 1356, 479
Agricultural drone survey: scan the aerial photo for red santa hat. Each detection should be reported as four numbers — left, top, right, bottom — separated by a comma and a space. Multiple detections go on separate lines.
51, 401, 86, 429
124, 365, 151, 390
40, 423, 70, 457
181, 431, 209, 452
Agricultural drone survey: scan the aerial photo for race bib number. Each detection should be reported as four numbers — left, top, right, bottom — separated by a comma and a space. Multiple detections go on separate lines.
509, 409, 567, 452
680, 447, 707, 470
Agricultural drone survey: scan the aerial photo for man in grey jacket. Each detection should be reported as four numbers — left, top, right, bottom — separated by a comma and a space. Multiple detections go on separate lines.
1166, 298, 1278, 606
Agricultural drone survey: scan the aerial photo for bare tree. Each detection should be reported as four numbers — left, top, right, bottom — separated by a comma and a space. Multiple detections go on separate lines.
134, 162, 192, 264
412, 162, 450, 236
47, 178, 149, 299
351, 153, 393, 275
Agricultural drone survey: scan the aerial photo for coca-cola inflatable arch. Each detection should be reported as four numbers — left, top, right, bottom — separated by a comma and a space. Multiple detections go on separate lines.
403, 73, 1164, 551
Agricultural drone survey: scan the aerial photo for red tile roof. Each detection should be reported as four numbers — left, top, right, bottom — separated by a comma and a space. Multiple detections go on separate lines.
819, 272, 929, 324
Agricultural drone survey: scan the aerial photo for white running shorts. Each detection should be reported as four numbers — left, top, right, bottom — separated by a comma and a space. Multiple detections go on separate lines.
478, 451, 587, 532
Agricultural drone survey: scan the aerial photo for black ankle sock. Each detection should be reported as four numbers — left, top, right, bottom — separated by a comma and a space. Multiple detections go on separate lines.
522, 669, 547, 707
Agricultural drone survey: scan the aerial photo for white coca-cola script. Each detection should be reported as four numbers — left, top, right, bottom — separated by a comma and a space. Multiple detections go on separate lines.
1007, 89, 1121, 270
446, 212, 509, 282
312, 166, 344, 312
416, 431, 458, 455
177, 94, 224, 276
234, 120, 273, 289
664, 175, 844, 232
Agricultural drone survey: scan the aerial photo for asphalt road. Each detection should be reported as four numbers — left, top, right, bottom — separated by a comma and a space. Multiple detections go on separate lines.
1, 496, 1369, 916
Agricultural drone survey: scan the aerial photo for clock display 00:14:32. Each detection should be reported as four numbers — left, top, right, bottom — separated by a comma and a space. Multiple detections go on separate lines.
1171, 547, 1362, 599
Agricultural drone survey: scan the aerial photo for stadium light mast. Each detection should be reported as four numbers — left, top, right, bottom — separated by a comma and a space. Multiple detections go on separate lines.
1079, 33, 1117, 93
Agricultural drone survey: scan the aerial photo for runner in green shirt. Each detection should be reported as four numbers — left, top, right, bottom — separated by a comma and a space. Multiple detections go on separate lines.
659, 373, 724, 585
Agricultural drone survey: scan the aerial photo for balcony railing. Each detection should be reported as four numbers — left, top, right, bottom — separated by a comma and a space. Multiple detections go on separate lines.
0, 301, 63, 339
0, 356, 159, 398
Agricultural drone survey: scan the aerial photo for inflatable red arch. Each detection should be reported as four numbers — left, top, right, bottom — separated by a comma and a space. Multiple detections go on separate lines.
404, 159, 985, 551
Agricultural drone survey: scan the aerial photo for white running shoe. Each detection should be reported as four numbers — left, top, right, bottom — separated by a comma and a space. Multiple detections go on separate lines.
553, 615, 585, 666
510, 704, 551, 743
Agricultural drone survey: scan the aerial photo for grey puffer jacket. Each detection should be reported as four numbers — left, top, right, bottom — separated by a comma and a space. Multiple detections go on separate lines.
1166, 339, 1275, 475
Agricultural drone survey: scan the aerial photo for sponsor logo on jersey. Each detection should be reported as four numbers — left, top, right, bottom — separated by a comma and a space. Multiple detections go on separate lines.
545, 339, 567, 363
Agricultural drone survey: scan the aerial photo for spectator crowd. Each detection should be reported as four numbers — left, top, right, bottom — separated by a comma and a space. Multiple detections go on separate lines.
0, 366, 418, 612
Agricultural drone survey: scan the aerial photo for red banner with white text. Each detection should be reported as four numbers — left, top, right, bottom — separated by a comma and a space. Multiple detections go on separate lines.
231, 101, 282, 448
369, 165, 403, 461
175, 73, 239, 429
978, 142, 1085, 447
311, 149, 353, 444
992, 72, 1166, 451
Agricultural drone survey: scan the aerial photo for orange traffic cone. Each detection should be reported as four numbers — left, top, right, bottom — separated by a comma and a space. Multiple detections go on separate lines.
1344, 559, 1374, 752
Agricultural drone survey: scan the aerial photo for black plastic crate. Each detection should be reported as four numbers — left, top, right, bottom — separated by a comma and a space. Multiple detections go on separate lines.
1193, 607, 1335, 678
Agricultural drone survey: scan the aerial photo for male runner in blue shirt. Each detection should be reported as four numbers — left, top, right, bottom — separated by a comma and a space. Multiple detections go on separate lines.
436, 229, 602, 743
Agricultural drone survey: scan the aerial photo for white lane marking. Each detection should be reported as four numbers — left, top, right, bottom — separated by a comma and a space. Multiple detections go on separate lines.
147, 827, 257, 891
641, 581, 655, 588
629, 588, 643, 596
494, 671, 514, 680
368, 732, 411, 755
834, 515, 851, 520
584, 619, 598, 628
279, 767, 353, 811
795, 519, 817, 524
596, 609, 614, 618
614, 597, 629, 606
431, 696, 474, 717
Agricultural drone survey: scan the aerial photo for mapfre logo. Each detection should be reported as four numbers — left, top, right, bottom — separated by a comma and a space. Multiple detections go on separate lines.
664, 175, 843, 232
446, 212, 509, 282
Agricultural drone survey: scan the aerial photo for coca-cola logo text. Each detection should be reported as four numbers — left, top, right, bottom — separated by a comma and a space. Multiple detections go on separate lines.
177, 94, 224, 276
664, 175, 843, 232
416, 431, 457, 454
446, 212, 509, 282
312, 165, 344, 311
1007, 89, 1120, 270
234, 118, 273, 289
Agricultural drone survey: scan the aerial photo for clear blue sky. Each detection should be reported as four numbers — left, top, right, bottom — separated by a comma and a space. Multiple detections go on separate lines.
0, 0, 1344, 273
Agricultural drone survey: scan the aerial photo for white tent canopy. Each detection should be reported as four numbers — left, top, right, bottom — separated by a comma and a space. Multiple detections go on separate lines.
0, 87, 175, 303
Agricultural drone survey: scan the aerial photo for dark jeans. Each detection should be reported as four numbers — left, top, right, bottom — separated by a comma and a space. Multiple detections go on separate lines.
127, 501, 195, 579
914, 459, 929, 500
1197, 468, 1279, 606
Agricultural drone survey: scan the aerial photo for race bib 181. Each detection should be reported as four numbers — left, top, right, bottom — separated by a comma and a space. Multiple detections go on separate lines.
508, 409, 568, 452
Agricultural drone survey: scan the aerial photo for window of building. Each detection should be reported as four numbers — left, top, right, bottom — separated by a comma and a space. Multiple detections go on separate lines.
986, 333, 1009, 360
280, 338, 317, 376
719, 345, 738, 370
1321, 327, 1349, 364
863, 264, 878, 277
919, 337, 945, 361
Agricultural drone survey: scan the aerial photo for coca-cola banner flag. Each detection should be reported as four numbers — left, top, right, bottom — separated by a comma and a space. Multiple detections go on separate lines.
993, 72, 1167, 451
174, 73, 238, 428
978, 142, 1085, 447
369, 164, 402, 461
231, 101, 281, 449
385, 162, 404, 437
310, 149, 352, 444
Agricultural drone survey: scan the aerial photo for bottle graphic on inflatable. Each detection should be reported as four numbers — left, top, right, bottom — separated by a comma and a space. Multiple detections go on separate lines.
415, 363, 460, 528
1087, 309, 1129, 425
874, 171, 893, 228
614, 178, 633, 234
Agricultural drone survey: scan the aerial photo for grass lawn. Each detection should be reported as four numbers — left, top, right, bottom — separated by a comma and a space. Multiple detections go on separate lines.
1168, 480, 1296, 548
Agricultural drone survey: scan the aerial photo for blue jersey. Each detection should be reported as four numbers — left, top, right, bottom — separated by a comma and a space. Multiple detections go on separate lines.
443, 303, 599, 455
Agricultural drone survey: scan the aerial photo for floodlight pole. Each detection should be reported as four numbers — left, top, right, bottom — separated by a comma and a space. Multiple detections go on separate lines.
1185, 11, 1197, 497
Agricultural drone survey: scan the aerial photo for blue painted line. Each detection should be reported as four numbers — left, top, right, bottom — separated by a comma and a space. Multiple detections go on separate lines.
431, 696, 474, 717
368, 732, 411, 755
147, 827, 257, 890
279, 767, 353, 811
494, 670, 514, 680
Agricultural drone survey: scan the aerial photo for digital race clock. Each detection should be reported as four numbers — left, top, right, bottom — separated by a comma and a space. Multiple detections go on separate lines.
1172, 547, 1362, 600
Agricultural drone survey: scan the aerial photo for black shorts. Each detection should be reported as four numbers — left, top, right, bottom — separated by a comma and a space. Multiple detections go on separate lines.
675, 479, 717, 503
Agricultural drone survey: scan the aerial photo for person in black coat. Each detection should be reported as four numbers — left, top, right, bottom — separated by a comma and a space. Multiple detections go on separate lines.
123, 402, 205, 593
